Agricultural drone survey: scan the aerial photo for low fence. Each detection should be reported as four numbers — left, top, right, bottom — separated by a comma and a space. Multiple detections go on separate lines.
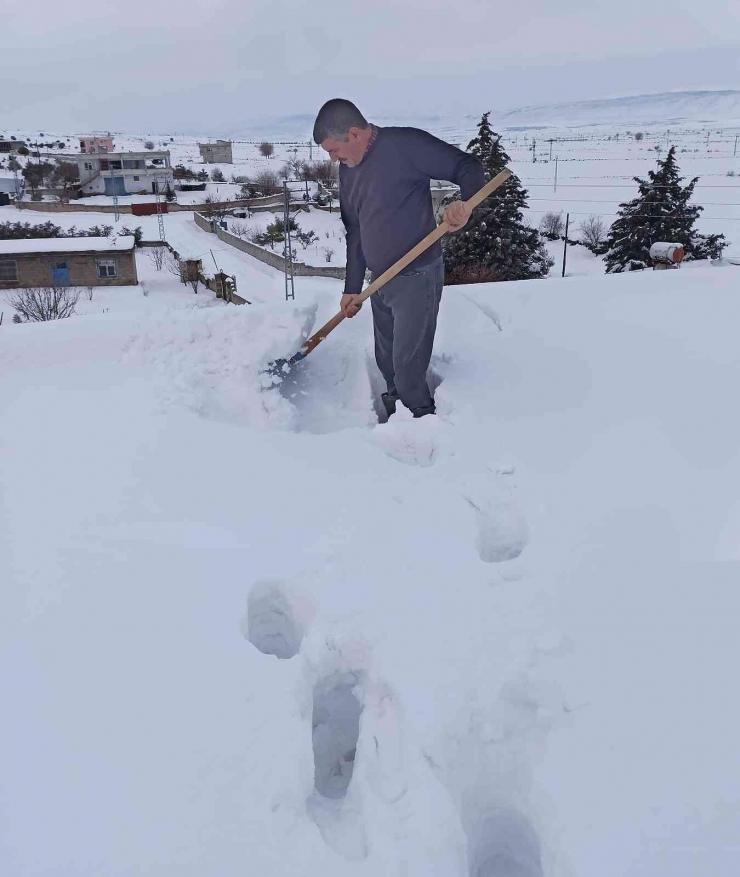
193, 213, 345, 280
14, 192, 288, 215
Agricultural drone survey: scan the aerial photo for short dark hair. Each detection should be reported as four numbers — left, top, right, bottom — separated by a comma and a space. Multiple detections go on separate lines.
313, 99, 368, 144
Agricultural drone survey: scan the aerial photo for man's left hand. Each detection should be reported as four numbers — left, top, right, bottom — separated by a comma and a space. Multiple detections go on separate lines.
442, 200, 471, 231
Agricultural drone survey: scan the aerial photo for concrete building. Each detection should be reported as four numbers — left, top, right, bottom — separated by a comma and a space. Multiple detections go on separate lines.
198, 140, 233, 164
79, 136, 115, 154
0, 237, 138, 289
75, 150, 174, 196
0, 140, 26, 153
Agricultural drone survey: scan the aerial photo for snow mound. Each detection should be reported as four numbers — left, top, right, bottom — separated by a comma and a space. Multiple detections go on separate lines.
124, 302, 318, 429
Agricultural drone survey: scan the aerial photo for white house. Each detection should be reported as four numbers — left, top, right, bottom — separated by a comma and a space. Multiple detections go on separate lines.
75, 150, 174, 196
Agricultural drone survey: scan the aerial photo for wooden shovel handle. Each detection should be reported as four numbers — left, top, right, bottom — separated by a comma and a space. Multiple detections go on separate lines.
297, 168, 512, 360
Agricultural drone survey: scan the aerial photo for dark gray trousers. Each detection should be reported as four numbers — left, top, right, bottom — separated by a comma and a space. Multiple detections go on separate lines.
370, 257, 444, 416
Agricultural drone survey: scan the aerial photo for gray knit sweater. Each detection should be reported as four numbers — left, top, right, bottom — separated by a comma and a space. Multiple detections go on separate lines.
338, 126, 486, 293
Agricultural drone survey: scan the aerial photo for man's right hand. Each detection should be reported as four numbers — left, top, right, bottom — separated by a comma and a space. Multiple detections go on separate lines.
340, 293, 363, 318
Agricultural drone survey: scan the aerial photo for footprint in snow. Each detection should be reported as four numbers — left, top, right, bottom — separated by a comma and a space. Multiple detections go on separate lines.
464, 486, 528, 563
368, 404, 440, 467
242, 579, 308, 659
311, 671, 364, 800
307, 670, 368, 860
467, 807, 542, 877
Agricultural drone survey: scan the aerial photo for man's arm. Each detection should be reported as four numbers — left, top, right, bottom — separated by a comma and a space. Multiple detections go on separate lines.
406, 128, 487, 201
340, 195, 367, 295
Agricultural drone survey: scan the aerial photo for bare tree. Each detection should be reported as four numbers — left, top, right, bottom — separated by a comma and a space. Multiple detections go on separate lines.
322, 247, 334, 263
10, 286, 81, 322
231, 220, 250, 238
187, 276, 200, 294
634, 132, 644, 141
252, 170, 280, 194
145, 246, 166, 271
202, 194, 232, 222
259, 141, 274, 158
539, 211, 565, 238
144, 140, 155, 150
86, 285, 94, 301
578, 215, 608, 251
164, 250, 184, 281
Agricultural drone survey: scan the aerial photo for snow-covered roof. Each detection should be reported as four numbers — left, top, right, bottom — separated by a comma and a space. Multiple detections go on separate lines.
0, 236, 136, 255
0, 177, 18, 193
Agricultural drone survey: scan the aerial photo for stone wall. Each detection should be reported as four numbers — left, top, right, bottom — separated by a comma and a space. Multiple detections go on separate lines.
193, 212, 215, 233
193, 214, 346, 281
15, 192, 287, 215
0, 249, 138, 288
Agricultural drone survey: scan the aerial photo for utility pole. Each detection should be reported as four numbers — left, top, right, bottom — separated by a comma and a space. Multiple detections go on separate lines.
554, 156, 558, 193
734, 134, 738, 157
154, 173, 166, 243
532, 137, 537, 163
308, 139, 313, 161
561, 213, 570, 278
282, 180, 295, 301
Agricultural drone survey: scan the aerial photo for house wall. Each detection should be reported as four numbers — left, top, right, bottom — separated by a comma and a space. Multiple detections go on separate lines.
0, 250, 138, 288
80, 170, 174, 196
80, 137, 114, 154
199, 144, 233, 164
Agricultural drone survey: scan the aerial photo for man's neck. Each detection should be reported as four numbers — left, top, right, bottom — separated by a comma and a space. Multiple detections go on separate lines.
362, 124, 378, 160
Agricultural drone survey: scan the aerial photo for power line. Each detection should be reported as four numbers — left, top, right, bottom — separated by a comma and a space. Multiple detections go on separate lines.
527, 197, 740, 206
527, 209, 740, 220
521, 183, 740, 189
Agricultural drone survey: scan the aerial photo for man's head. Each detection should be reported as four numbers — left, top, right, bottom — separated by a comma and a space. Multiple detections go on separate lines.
313, 99, 372, 168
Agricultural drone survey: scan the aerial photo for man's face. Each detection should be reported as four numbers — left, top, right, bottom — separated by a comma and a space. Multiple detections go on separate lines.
320, 127, 366, 167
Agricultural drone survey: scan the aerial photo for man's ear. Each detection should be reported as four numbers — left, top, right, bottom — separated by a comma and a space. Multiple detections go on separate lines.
346, 127, 362, 142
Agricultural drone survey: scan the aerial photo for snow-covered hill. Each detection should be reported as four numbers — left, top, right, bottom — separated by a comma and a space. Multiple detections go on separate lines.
494, 89, 740, 129
221, 90, 740, 141
2, 258, 739, 877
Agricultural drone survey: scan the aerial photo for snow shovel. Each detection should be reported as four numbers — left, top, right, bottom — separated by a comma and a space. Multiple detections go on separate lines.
266, 168, 513, 376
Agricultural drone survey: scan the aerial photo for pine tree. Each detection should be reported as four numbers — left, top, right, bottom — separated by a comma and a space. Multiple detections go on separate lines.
443, 112, 553, 284
604, 146, 726, 273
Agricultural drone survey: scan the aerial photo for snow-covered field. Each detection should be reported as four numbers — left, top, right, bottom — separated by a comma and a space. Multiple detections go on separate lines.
2, 242, 740, 876
2, 100, 740, 875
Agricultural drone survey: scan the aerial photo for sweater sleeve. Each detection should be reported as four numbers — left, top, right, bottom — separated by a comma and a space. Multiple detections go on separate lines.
339, 185, 367, 294
406, 128, 486, 201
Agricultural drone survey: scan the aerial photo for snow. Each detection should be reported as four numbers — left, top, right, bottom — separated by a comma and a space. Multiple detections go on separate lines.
2, 247, 740, 877
0, 235, 136, 254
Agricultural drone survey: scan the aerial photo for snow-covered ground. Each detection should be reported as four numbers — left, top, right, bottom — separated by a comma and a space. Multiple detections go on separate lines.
224, 206, 348, 268
2, 248, 740, 876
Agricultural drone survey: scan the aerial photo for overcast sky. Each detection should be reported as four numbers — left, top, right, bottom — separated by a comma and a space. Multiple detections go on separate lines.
3, 0, 739, 135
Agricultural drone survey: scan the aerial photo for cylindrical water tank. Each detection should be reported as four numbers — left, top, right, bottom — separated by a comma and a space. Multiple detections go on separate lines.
649, 242, 685, 263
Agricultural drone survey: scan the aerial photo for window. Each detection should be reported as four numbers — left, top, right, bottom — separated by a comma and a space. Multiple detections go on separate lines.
97, 259, 117, 279
133, 176, 139, 181
84, 161, 94, 171
0, 260, 18, 282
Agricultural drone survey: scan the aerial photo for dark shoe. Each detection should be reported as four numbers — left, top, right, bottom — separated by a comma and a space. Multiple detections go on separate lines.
412, 404, 436, 418
381, 391, 399, 418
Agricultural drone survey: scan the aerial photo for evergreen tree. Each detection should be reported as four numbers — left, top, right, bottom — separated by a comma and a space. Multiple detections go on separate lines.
604, 146, 726, 273
443, 112, 553, 284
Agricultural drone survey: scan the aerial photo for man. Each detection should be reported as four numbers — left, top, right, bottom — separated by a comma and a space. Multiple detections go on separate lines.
313, 98, 486, 419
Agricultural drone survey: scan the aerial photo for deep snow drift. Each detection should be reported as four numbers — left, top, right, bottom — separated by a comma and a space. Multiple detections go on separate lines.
1, 262, 739, 876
